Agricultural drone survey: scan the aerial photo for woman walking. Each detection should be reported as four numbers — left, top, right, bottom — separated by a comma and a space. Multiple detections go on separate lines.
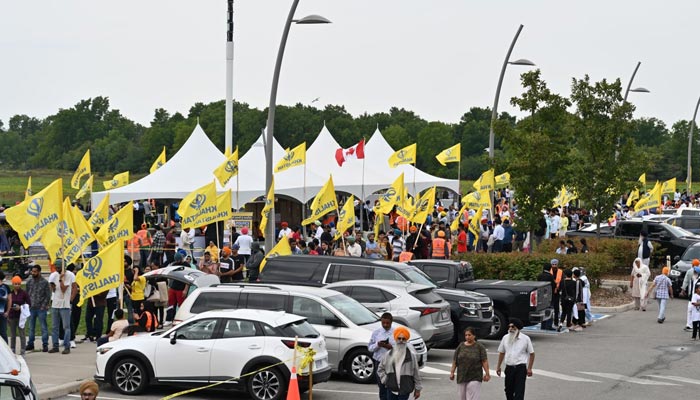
7, 276, 30, 355
630, 258, 650, 311
450, 327, 490, 399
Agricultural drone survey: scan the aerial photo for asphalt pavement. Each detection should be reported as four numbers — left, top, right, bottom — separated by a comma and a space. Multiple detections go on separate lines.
29, 297, 700, 400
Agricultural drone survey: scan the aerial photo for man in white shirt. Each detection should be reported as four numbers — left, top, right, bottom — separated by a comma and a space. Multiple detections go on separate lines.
278, 222, 292, 241
549, 210, 560, 239
48, 260, 76, 354
492, 220, 505, 253
179, 227, 195, 259
345, 236, 362, 257
496, 319, 535, 400
311, 221, 324, 242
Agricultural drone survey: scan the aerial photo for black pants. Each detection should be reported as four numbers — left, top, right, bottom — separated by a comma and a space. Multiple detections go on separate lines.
551, 294, 560, 324
85, 304, 105, 339
560, 300, 575, 327
504, 364, 527, 400
493, 240, 503, 252
105, 297, 118, 334
693, 321, 700, 339
503, 242, 513, 252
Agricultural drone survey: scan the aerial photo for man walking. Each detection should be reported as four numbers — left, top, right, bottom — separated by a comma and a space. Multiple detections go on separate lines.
496, 319, 535, 400
647, 267, 674, 323
377, 326, 422, 400
48, 260, 76, 354
25, 265, 51, 352
369, 312, 396, 400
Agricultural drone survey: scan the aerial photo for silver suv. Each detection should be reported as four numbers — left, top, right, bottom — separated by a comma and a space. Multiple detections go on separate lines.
148, 267, 427, 384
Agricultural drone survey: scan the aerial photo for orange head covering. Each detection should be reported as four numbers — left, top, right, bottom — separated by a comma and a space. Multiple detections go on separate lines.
11, 276, 22, 285
693, 259, 700, 266
662, 267, 670, 276
222, 246, 232, 256
393, 326, 410, 341
79, 381, 99, 396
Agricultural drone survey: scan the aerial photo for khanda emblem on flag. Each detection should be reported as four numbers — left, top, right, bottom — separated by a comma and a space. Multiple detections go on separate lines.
224, 160, 238, 174
190, 194, 207, 210
338, 208, 347, 221
108, 218, 120, 234
473, 191, 481, 201
415, 198, 429, 213
156, 161, 164, 169
397, 150, 408, 162
27, 198, 44, 217
56, 221, 71, 239
380, 188, 396, 203
83, 257, 103, 280
283, 151, 295, 162
111, 179, 118, 187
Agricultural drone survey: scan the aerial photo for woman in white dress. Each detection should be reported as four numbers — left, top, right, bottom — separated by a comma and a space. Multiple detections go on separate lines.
630, 257, 651, 311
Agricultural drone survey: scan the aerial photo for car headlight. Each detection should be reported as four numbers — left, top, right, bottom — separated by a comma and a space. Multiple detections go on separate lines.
97, 347, 113, 355
459, 302, 479, 309
670, 270, 681, 277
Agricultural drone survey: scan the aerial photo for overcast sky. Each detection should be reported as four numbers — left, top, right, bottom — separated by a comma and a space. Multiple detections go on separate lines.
2, 0, 699, 133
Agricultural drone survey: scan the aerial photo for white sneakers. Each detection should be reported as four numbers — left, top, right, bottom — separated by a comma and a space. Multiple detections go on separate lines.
70, 341, 77, 349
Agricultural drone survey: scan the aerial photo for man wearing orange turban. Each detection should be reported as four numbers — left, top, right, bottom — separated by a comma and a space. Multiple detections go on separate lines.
378, 323, 422, 399
648, 266, 674, 323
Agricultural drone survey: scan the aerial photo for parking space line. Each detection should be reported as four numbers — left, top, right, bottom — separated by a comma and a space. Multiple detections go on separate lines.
644, 375, 700, 385
313, 388, 378, 395
532, 369, 600, 382
579, 372, 679, 385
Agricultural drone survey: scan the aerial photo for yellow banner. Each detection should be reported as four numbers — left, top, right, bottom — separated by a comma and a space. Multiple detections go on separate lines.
473, 169, 495, 192
451, 202, 468, 232
259, 236, 292, 272
76, 175, 93, 200
76, 240, 124, 307
461, 190, 491, 210
150, 147, 166, 174
626, 189, 640, 207
661, 177, 676, 194
388, 143, 417, 168
334, 196, 355, 240
213, 147, 239, 186
275, 142, 306, 173
89, 193, 110, 231
468, 206, 484, 247
409, 186, 436, 224
435, 143, 460, 166
635, 181, 662, 212
375, 174, 405, 215
178, 182, 218, 229
638, 173, 646, 187
211, 190, 232, 224
260, 178, 274, 237
5, 178, 63, 248
495, 172, 510, 188
96, 201, 133, 246
71, 150, 91, 189
103, 171, 129, 190
43, 198, 96, 265
25, 176, 32, 201
302, 176, 337, 225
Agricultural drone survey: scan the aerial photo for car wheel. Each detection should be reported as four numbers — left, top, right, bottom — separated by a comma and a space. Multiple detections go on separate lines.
486, 309, 508, 340
111, 358, 148, 395
247, 366, 287, 400
345, 348, 376, 384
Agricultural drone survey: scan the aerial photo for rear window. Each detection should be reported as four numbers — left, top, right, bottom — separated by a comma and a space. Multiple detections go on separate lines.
278, 319, 320, 338
421, 265, 450, 283
411, 288, 443, 304
326, 264, 370, 282
244, 293, 287, 311
260, 260, 326, 284
190, 291, 240, 314
617, 222, 642, 237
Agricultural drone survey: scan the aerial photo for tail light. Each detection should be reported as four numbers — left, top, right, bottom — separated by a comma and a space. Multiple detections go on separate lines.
410, 307, 441, 316
529, 290, 538, 307
281, 340, 311, 349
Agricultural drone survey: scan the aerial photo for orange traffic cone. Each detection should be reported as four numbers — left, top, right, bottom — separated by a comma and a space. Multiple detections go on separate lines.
286, 366, 300, 400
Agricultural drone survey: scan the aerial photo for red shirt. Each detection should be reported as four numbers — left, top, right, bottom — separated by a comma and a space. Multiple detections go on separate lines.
457, 231, 468, 253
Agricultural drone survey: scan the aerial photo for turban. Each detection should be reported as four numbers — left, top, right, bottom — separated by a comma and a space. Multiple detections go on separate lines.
393, 326, 411, 341
79, 381, 99, 396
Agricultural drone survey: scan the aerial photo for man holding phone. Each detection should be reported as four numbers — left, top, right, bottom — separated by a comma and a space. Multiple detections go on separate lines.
369, 312, 395, 400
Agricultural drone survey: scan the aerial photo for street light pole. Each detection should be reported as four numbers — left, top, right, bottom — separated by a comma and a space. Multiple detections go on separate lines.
225, 0, 234, 154
623, 61, 650, 102
687, 96, 700, 192
488, 24, 534, 160
263, 0, 330, 252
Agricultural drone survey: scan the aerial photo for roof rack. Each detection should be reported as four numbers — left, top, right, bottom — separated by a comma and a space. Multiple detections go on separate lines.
209, 283, 282, 290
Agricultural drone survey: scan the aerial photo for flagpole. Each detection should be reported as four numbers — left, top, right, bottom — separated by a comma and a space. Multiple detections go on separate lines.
413, 162, 417, 197
457, 159, 461, 204
236, 173, 240, 212
360, 154, 366, 233
303, 162, 308, 240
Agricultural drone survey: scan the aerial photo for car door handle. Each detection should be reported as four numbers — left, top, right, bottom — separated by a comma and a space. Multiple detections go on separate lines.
248, 345, 262, 350
375, 307, 387, 312
196, 348, 210, 353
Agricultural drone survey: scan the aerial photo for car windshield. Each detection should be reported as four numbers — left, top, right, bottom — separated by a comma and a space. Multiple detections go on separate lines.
402, 268, 438, 288
324, 294, 380, 326
0, 382, 28, 400
279, 319, 320, 338
681, 246, 700, 261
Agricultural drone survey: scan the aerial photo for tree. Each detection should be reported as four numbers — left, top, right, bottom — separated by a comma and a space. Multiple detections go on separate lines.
568, 75, 648, 235
502, 70, 572, 247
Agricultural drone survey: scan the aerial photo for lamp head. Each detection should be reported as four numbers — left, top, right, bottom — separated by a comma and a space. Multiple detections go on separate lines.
630, 87, 650, 93
508, 58, 536, 66
294, 14, 332, 24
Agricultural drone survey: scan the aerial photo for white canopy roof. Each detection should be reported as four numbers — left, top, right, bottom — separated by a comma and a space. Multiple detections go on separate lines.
92, 124, 458, 208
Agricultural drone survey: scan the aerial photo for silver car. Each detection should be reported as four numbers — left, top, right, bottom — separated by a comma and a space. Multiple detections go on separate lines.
325, 280, 454, 348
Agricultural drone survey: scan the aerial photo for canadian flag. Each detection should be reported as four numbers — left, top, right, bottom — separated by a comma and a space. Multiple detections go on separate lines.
335, 138, 365, 166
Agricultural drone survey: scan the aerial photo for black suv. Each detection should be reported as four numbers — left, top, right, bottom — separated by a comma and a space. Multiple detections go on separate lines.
614, 220, 700, 262
258, 256, 495, 341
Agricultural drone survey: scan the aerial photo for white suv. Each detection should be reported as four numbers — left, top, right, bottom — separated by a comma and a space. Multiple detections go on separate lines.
94, 309, 330, 400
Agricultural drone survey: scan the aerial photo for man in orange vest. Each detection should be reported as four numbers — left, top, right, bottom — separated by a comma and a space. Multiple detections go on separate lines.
431, 230, 450, 259
550, 259, 563, 329
135, 223, 152, 269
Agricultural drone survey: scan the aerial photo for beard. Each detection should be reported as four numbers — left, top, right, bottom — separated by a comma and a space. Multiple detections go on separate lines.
391, 342, 407, 366
507, 330, 519, 346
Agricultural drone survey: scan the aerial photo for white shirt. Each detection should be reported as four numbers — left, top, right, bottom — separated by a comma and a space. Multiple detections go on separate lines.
346, 243, 362, 257
180, 230, 194, 247
691, 293, 700, 322
550, 215, 560, 233
49, 270, 75, 309
497, 332, 534, 366
492, 225, 505, 240
234, 234, 253, 256
278, 227, 292, 240
314, 226, 324, 240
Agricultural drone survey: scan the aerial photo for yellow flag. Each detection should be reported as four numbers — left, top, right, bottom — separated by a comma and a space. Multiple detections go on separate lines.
661, 178, 676, 194
473, 169, 495, 192
334, 196, 356, 240
260, 178, 275, 237
24, 176, 32, 201
435, 143, 460, 166
96, 201, 134, 246
275, 142, 306, 173
43, 198, 96, 265
259, 236, 292, 273
89, 193, 110, 230
552, 186, 565, 207
409, 186, 436, 224
76, 175, 93, 200
397, 193, 415, 220
388, 143, 417, 168
635, 182, 662, 212
626, 189, 640, 207
375, 174, 405, 214
224, 146, 232, 158
639, 173, 646, 187
374, 212, 383, 239
562, 187, 577, 205
76, 240, 124, 307
150, 147, 166, 174
178, 181, 218, 229
103, 171, 129, 190
213, 147, 239, 186
451, 202, 469, 232
495, 172, 511, 188
462, 190, 491, 210
210, 190, 232, 224
71, 150, 91, 189
302, 176, 337, 225
5, 178, 63, 248
468, 206, 484, 247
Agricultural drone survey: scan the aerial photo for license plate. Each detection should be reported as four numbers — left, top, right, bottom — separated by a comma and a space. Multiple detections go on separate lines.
441, 310, 449, 320
315, 359, 325, 369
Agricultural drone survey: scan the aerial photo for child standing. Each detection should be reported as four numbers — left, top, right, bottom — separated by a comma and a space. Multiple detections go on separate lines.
692, 285, 700, 340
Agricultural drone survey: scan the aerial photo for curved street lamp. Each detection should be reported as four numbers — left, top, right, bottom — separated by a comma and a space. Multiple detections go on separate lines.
488, 25, 536, 160
264, 0, 330, 252
687, 97, 700, 191
623, 61, 650, 102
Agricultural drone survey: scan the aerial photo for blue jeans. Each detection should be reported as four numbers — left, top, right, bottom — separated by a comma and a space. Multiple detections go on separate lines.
387, 392, 409, 400
657, 298, 668, 320
51, 308, 71, 349
28, 309, 49, 347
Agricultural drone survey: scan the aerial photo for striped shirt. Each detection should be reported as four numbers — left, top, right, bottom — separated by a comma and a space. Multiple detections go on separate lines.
653, 274, 672, 299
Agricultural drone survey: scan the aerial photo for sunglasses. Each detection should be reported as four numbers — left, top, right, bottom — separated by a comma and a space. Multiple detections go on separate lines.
396, 337, 408, 342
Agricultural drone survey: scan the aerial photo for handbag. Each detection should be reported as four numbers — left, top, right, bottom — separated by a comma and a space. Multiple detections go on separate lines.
146, 283, 160, 302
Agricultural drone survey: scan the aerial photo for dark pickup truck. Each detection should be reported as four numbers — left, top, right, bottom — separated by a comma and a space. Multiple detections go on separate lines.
408, 260, 553, 339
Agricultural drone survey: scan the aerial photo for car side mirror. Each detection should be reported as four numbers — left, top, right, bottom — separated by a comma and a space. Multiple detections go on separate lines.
325, 318, 343, 328
674, 255, 681, 262
170, 335, 177, 345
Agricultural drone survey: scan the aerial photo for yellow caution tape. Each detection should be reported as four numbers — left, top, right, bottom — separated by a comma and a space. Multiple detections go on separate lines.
297, 346, 316, 370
